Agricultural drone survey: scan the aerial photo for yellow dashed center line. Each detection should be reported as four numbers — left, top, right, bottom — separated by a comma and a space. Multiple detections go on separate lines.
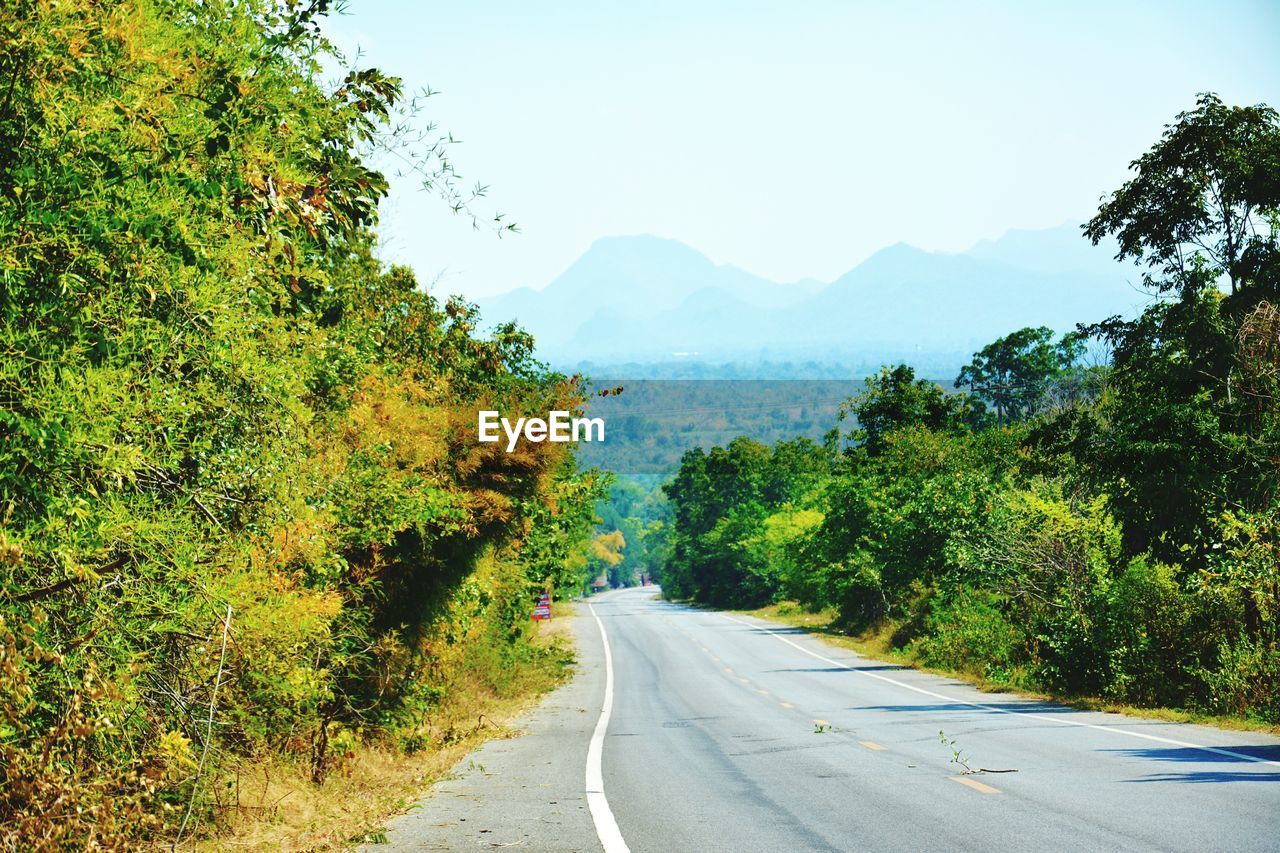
859, 741, 887, 751
694, 636, 789, 709
950, 776, 1001, 794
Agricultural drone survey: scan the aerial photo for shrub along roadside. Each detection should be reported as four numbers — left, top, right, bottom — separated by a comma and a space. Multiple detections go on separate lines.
206, 585, 579, 850
737, 601, 1280, 735
665, 377, 1280, 726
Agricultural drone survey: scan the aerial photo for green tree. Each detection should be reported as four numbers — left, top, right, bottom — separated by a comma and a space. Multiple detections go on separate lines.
663, 438, 829, 606
956, 327, 1084, 423
1080, 94, 1280, 560
651, 94, 1280, 725
815, 426, 1016, 625
1084, 92, 1280, 302
592, 475, 672, 587
841, 365, 984, 455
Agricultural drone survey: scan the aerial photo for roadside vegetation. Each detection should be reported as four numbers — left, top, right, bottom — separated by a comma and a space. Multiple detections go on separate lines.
589, 477, 672, 588
660, 94, 1280, 728
0, 1, 602, 847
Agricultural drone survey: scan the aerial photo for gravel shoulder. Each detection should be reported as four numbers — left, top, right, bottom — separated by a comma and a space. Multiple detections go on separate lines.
369, 605, 606, 852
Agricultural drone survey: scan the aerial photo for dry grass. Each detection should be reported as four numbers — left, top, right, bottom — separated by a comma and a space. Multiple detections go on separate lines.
740, 602, 1280, 736
532, 606, 576, 646
197, 607, 579, 851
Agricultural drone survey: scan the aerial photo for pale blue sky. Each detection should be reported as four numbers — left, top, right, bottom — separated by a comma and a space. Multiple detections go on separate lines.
327, 1, 1280, 299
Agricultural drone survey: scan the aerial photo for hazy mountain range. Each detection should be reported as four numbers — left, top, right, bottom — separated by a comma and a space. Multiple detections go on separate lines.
476, 224, 1154, 373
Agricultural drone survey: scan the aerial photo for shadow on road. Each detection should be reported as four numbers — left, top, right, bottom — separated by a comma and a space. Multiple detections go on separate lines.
851, 700, 1079, 715
1103, 745, 1280, 763
730, 625, 811, 636
765, 665, 909, 673
1107, 745, 1280, 783
1124, 771, 1280, 783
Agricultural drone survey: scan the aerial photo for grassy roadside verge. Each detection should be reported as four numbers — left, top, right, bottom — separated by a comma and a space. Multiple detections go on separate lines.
736, 602, 1280, 737
199, 606, 581, 850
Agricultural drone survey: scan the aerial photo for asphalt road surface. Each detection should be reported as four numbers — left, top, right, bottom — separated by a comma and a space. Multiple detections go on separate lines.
377, 587, 1280, 852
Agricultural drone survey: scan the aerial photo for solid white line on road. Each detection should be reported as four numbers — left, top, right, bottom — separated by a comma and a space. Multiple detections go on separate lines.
721, 614, 1280, 769
586, 604, 631, 853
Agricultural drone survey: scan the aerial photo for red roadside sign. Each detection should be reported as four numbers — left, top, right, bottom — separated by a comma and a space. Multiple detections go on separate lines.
532, 591, 552, 620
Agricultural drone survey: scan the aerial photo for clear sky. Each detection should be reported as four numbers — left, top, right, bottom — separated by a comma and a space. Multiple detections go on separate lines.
326, 1, 1280, 300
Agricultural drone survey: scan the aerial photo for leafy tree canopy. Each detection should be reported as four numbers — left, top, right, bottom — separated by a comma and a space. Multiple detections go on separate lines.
1084, 92, 1280, 302
956, 326, 1085, 423
842, 365, 985, 454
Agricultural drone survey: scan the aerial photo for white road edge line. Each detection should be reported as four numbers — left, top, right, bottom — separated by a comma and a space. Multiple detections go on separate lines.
587, 603, 631, 853
721, 613, 1280, 769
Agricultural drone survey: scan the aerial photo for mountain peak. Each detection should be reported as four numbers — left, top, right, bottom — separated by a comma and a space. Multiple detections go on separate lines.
580, 234, 711, 265
866, 241, 930, 261
478, 224, 1147, 365
835, 241, 947, 284
965, 222, 1125, 275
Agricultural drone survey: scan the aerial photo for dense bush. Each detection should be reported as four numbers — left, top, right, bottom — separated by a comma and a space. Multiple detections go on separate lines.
662, 437, 828, 607
907, 587, 1024, 683
0, 0, 601, 843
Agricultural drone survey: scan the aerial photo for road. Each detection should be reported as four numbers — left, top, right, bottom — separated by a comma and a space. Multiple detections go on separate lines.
377, 587, 1280, 852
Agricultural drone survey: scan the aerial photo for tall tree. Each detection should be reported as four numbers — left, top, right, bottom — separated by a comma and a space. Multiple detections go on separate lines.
845, 365, 983, 454
956, 327, 1084, 423
1081, 93, 1280, 559
1084, 92, 1280, 302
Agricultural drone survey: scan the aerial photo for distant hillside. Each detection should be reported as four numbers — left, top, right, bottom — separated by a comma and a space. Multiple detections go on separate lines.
575, 380, 864, 474
477, 224, 1153, 371
477, 235, 818, 354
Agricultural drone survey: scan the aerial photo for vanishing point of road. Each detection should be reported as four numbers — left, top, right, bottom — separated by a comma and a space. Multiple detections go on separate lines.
374, 587, 1280, 852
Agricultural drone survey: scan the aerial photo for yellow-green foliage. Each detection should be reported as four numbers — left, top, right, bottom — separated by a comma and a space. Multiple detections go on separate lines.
0, 0, 601, 844
590, 530, 627, 567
